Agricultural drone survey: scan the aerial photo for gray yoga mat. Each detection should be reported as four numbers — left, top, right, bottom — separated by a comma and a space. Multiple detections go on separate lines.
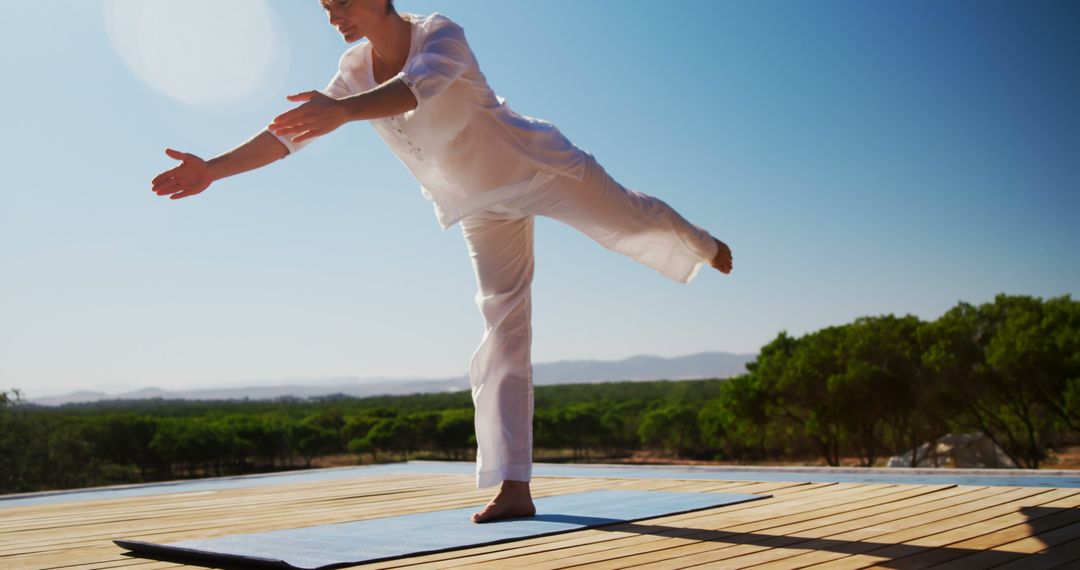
115, 489, 767, 569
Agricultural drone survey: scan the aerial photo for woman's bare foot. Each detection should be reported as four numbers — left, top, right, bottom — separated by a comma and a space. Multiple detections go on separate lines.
471, 479, 536, 523
711, 238, 733, 274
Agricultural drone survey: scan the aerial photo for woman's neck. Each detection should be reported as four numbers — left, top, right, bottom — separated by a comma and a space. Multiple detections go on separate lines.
368, 12, 412, 69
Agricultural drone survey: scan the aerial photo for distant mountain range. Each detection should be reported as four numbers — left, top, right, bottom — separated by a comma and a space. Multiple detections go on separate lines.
29, 351, 755, 406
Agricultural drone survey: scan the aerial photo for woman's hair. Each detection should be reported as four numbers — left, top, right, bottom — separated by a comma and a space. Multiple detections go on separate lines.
320, 0, 394, 13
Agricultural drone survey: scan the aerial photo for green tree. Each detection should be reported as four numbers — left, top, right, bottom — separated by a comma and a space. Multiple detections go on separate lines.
405, 411, 442, 455
638, 404, 703, 457
600, 399, 648, 454
752, 329, 850, 466
0, 390, 19, 489
434, 409, 474, 460
289, 416, 339, 467
305, 409, 347, 451
699, 375, 772, 461
344, 414, 379, 442
47, 422, 98, 488
834, 315, 923, 466
76, 414, 157, 483
559, 403, 605, 459
361, 417, 420, 460
922, 295, 1079, 468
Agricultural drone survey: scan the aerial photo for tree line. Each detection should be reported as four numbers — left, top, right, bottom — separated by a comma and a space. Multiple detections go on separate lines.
2, 293, 1076, 495
705, 293, 1079, 469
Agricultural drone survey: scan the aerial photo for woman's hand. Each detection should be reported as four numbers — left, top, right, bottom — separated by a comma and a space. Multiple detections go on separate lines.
268, 91, 351, 144
152, 148, 214, 200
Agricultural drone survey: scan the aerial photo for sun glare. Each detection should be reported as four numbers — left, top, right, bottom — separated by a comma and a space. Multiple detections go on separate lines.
103, 0, 279, 106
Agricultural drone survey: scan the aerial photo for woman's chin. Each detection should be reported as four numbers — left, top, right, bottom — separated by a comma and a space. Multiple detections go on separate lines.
340, 28, 365, 43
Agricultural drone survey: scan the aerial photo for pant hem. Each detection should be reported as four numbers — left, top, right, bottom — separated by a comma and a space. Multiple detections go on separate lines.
476, 464, 533, 489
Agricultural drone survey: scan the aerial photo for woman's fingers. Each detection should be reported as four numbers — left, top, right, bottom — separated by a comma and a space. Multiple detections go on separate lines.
157, 179, 207, 199
151, 169, 176, 187
164, 147, 194, 162
268, 91, 346, 143
154, 169, 190, 188
270, 124, 312, 136
151, 174, 177, 191
290, 130, 319, 144
279, 124, 327, 143
286, 90, 318, 102
155, 149, 195, 189
154, 184, 181, 198
273, 111, 337, 136
269, 123, 296, 135
153, 167, 199, 194
271, 115, 327, 136
270, 111, 291, 127
271, 91, 332, 132
270, 113, 313, 134
154, 178, 183, 191
152, 148, 209, 200
271, 106, 308, 127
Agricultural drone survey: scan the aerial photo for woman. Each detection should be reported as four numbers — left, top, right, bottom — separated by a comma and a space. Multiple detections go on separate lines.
152, 0, 733, 523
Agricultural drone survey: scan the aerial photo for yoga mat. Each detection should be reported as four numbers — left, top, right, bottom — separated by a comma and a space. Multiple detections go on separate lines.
115, 489, 767, 569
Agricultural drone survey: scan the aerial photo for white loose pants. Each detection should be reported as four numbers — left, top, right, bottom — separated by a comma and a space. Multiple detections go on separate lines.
460, 153, 720, 489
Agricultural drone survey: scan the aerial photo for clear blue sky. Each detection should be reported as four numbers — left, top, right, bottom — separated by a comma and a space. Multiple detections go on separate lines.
1, 1, 1077, 398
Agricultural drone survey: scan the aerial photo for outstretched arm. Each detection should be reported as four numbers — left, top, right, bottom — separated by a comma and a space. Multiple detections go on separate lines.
154, 70, 417, 200
151, 130, 288, 200
268, 79, 418, 145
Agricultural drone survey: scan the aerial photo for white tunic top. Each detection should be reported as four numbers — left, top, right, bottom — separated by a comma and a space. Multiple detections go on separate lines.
274, 12, 590, 229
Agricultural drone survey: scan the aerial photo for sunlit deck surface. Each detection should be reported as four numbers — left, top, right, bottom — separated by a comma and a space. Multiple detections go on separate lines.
5, 462, 1080, 569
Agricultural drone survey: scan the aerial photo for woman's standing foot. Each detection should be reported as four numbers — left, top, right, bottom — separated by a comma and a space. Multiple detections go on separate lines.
472, 479, 536, 523
711, 238, 733, 274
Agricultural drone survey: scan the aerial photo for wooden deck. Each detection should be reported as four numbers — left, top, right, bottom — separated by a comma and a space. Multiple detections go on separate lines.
3, 470, 1080, 569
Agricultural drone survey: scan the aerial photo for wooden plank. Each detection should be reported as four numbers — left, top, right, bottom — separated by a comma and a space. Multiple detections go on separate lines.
0, 473, 453, 529
409, 484, 926, 569
359, 482, 835, 570
935, 519, 1080, 569
991, 535, 1080, 570
2, 476, 589, 550
77, 562, 191, 570
59, 481, 796, 570
858, 492, 1080, 569
770, 487, 1072, 570
457, 485, 972, 570
569, 485, 1011, 570
7, 490, 506, 553
2, 478, 610, 568
3, 476, 779, 569
4, 470, 1074, 570
564, 484, 964, 570
358, 481, 820, 570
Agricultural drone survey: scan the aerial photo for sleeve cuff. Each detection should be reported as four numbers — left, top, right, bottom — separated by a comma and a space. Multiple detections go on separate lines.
271, 128, 323, 157
392, 71, 423, 107
269, 130, 297, 157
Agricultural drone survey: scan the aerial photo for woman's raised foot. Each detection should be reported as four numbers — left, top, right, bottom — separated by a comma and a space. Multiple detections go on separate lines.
711, 238, 733, 274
